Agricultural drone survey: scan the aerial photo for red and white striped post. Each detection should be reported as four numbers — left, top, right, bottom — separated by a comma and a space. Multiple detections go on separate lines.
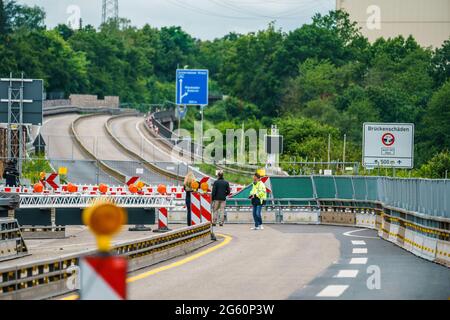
190, 192, 202, 226
200, 193, 212, 223
153, 207, 171, 233
80, 255, 127, 300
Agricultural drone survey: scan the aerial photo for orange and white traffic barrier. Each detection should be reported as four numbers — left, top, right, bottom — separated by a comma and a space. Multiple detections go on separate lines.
153, 207, 171, 233
190, 192, 202, 226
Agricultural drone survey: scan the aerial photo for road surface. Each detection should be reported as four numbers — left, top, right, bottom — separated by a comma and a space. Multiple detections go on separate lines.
109, 115, 206, 179
41, 114, 120, 185
74, 114, 175, 185
126, 224, 450, 300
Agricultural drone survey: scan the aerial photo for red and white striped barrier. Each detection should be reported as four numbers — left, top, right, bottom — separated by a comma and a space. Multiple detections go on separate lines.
200, 193, 212, 223
153, 207, 171, 233
191, 192, 202, 225
1, 183, 244, 199
80, 255, 127, 300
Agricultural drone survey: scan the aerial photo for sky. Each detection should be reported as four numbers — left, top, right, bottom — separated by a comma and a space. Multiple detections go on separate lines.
18, 0, 335, 39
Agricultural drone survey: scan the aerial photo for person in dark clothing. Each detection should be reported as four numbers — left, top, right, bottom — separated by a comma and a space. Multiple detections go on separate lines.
3, 159, 20, 187
211, 170, 230, 226
183, 171, 195, 226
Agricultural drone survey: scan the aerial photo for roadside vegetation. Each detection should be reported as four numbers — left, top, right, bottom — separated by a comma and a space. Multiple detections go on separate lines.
1, 1, 449, 178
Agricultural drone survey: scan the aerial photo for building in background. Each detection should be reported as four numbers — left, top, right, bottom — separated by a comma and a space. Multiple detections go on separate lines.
336, 0, 450, 48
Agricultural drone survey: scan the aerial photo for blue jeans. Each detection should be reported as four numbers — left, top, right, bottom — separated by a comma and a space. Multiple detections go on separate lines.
252, 205, 263, 227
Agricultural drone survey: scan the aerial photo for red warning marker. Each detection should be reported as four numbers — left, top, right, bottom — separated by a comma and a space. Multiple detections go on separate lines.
46, 173, 59, 190
261, 176, 272, 194
80, 256, 127, 300
126, 176, 139, 186
382, 133, 395, 146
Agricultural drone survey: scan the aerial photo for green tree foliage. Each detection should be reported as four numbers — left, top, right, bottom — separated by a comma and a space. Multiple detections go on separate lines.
418, 81, 450, 163
418, 150, 450, 179
0, 7, 448, 170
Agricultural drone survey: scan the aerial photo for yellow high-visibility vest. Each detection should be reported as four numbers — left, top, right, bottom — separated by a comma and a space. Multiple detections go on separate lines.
250, 181, 267, 204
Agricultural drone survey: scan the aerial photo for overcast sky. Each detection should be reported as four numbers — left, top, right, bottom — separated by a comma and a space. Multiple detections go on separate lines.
18, 0, 335, 39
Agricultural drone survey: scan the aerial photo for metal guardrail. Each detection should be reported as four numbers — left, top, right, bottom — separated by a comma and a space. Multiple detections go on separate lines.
71, 113, 128, 183
0, 219, 28, 262
18, 194, 176, 209
0, 223, 212, 300
0, 193, 20, 210
43, 106, 135, 117
150, 112, 258, 176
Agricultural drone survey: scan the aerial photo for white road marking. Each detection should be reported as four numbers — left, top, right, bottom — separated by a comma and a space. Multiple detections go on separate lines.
334, 270, 359, 278
351, 240, 366, 245
343, 229, 378, 239
352, 248, 368, 254
349, 257, 368, 264
316, 285, 349, 297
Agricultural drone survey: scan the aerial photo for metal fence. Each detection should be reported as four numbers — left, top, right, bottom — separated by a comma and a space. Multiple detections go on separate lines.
231, 176, 450, 219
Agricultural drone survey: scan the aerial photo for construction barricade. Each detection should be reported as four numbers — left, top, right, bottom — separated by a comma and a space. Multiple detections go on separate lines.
190, 192, 202, 226
154, 207, 171, 233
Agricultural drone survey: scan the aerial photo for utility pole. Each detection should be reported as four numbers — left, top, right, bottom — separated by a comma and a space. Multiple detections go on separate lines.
342, 134, 346, 173
102, 0, 119, 24
327, 134, 331, 170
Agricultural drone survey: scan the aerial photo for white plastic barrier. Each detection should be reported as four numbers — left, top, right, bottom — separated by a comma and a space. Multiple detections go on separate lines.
436, 240, 450, 266
282, 211, 319, 224
403, 228, 414, 252
421, 236, 438, 261
357, 213, 377, 229
412, 231, 424, 258
388, 223, 399, 243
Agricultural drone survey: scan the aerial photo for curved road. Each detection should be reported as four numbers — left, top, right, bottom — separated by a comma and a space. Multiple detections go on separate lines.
126, 224, 450, 300
75, 114, 174, 185
110, 115, 206, 179
41, 114, 120, 185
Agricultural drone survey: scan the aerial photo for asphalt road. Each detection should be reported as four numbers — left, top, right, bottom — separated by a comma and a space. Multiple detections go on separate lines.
75, 114, 175, 185
41, 114, 120, 185
109, 115, 206, 179
127, 224, 450, 300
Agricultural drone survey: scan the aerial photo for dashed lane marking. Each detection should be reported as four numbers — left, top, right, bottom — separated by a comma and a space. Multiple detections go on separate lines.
351, 240, 366, 245
349, 257, 368, 264
352, 248, 368, 254
334, 270, 359, 278
316, 285, 349, 297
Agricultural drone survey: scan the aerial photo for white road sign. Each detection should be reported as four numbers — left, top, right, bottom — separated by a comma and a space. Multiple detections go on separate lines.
363, 123, 414, 168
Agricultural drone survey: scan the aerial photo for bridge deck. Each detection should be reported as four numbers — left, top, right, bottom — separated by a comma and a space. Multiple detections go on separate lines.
0, 224, 184, 270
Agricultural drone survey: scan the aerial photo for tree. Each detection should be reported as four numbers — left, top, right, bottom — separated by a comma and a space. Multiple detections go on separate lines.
419, 81, 450, 162
4, 0, 45, 31
221, 23, 284, 116
278, 10, 368, 79
0, 0, 6, 36
431, 39, 450, 87
418, 150, 450, 179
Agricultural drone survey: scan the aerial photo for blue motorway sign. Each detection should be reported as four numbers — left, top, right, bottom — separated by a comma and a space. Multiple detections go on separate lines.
176, 69, 208, 105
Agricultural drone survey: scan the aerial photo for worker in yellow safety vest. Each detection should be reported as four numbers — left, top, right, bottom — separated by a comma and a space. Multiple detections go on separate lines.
249, 172, 267, 230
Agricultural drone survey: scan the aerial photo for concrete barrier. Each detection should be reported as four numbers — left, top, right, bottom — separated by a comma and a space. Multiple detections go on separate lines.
282, 210, 319, 224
